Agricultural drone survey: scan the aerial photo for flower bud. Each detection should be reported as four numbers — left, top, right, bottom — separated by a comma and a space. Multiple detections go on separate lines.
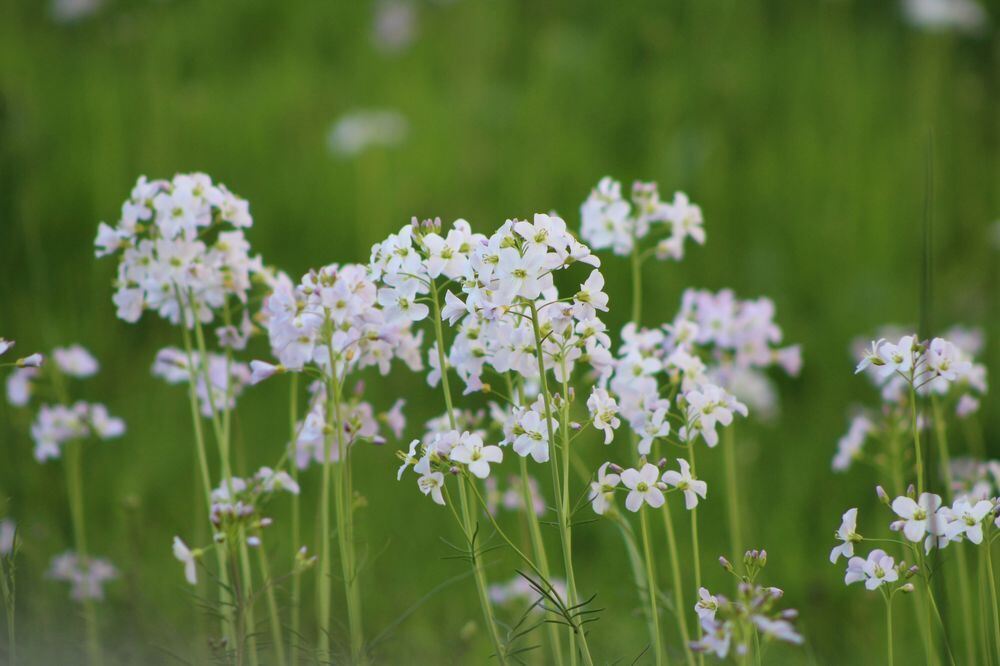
906, 484, 916, 499
876, 486, 890, 505
449, 466, 462, 476
900, 583, 915, 593
609, 463, 624, 474
16, 353, 43, 368
905, 565, 919, 579
719, 556, 734, 573
656, 458, 668, 470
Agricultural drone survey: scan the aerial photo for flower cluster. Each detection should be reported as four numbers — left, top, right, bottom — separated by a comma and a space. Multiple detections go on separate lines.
255, 263, 423, 380
580, 177, 705, 260
855, 331, 986, 406
693, 551, 803, 659
4, 344, 125, 461
47, 552, 118, 603
96, 173, 262, 326
208, 467, 300, 543
832, 488, 1000, 587
372, 215, 607, 395
152, 347, 252, 417
589, 458, 708, 515
30, 402, 124, 461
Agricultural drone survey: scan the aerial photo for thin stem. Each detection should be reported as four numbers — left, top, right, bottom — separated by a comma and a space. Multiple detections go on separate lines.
255, 537, 287, 666
661, 496, 695, 666
65, 440, 102, 666
639, 510, 665, 665
528, 302, 594, 666
931, 397, 975, 665
630, 242, 643, 325
288, 375, 301, 666
317, 366, 336, 659
429, 283, 507, 665
178, 315, 237, 645
333, 378, 365, 664
909, 384, 924, 494
885, 594, 895, 666
722, 427, 743, 566
985, 528, 1000, 664
687, 444, 704, 666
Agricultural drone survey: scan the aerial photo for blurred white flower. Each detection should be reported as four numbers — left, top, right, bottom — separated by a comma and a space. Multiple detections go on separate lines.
51, 0, 101, 23
327, 110, 408, 157
53, 345, 99, 378
902, 0, 988, 34
372, 0, 418, 54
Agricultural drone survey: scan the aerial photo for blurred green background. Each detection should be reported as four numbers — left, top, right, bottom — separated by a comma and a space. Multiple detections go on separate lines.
1, 0, 999, 663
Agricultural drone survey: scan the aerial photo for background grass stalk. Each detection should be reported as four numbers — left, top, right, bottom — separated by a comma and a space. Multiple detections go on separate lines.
288, 375, 301, 666
722, 427, 743, 566
64, 439, 102, 666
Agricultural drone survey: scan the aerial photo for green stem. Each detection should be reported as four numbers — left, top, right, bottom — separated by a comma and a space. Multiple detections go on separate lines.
909, 385, 924, 495
722, 427, 742, 566
429, 283, 507, 665
333, 379, 365, 664
652, 440, 694, 666
65, 440, 102, 666
661, 499, 695, 666
191, 299, 258, 666
885, 595, 894, 666
255, 536, 287, 666
630, 243, 643, 325
317, 367, 336, 659
986, 529, 1000, 664
519, 457, 565, 665
528, 301, 594, 666
931, 397, 975, 664
639, 510, 665, 665
687, 444, 704, 666
288, 375, 301, 666
178, 315, 237, 646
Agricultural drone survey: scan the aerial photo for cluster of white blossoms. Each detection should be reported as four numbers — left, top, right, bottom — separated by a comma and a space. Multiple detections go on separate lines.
208, 468, 300, 544
30, 402, 125, 462
95, 173, 263, 327
292, 381, 405, 469
47, 552, 118, 603
381, 214, 625, 500
4, 344, 125, 461
832, 488, 1000, 588
253, 263, 423, 382
693, 551, 802, 658
152, 347, 252, 418
834, 327, 988, 473
580, 177, 705, 260
855, 331, 986, 405
589, 458, 708, 515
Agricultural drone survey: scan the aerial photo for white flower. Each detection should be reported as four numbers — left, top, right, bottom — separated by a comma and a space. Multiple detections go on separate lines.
752, 616, 803, 645
833, 415, 872, 472
587, 388, 620, 444
0, 520, 16, 556
449, 432, 503, 479
903, 0, 988, 35
572, 270, 609, 320
681, 383, 748, 447
172, 537, 199, 585
845, 549, 898, 590
52, 345, 99, 378
397, 439, 422, 480
661, 458, 707, 510
328, 109, 408, 157
635, 404, 670, 456
417, 467, 446, 506
695, 587, 718, 621
944, 499, 993, 544
588, 462, 621, 515
829, 508, 861, 563
17, 353, 44, 368
891, 493, 943, 542
249, 360, 282, 385
0, 339, 13, 357
512, 409, 553, 464
621, 463, 665, 512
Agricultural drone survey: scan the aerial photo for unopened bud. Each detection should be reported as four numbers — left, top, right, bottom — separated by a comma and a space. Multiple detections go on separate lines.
609, 463, 624, 474
900, 583, 915, 593
719, 556, 734, 573
906, 484, 916, 499
657, 458, 668, 470
905, 565, 919, 579
449, 466, 462, 476
876, 486, 890, 505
